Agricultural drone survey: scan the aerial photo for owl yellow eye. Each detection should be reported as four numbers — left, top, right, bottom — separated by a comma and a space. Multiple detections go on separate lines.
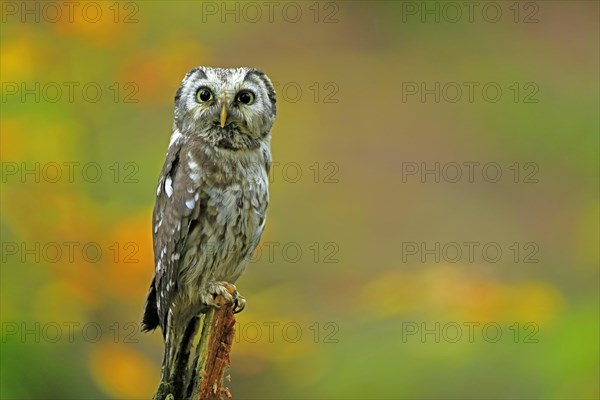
196, 88, 213, 103
236, 90, 255, 105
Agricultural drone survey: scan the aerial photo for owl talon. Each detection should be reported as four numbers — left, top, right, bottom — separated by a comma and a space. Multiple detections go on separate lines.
233, 295, 246, 314
216, 282, 246, 313
206, 281, 246, 313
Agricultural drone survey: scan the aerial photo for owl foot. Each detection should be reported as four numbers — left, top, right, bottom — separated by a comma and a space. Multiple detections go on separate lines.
232, 293, 246, 314
205, 281, 246, 313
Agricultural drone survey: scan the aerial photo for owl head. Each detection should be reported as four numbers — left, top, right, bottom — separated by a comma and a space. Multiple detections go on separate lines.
173, 66, 276, 150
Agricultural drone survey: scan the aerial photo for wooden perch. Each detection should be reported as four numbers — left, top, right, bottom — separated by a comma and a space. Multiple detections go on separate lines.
192, 303, 235, 399
154, 300, 236, 400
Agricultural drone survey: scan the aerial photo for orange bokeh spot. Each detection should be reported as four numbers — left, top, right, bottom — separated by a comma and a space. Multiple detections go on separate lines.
104, 209, 154, 301
117, 40, 211, 105
51, 1, 132, 46
90, 343, 155, 398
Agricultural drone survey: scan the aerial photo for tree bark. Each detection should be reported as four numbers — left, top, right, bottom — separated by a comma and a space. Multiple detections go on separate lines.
190, 303, 235, 400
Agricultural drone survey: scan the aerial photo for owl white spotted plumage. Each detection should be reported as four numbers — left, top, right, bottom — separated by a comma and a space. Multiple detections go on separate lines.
141, 67, 276, 392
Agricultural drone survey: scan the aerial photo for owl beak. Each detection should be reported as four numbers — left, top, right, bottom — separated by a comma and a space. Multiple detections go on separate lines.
220, 105, 228, 128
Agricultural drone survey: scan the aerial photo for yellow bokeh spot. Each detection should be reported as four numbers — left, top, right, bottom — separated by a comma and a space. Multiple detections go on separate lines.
0, 35, 37, 80
90, 343, 155, 399
361, 264, 564, 325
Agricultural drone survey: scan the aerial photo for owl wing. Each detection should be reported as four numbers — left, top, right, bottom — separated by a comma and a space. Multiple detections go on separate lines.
150, 132, 204, 334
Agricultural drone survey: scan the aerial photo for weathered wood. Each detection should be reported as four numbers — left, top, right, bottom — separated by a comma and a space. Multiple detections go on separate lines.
191, 303, 235, 399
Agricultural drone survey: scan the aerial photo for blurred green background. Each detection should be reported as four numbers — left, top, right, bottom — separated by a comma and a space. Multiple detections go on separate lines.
1, 1, 598, 399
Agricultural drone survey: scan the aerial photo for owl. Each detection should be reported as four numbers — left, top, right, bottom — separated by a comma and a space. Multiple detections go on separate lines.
141, 67, 276, 393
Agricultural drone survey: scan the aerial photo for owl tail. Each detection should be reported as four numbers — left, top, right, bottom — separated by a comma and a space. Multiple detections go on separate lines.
141, 277, 160, 333
160, 316, 200, 399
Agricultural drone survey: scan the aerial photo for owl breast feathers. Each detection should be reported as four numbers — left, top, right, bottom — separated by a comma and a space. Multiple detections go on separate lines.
142, 67, 276, 336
